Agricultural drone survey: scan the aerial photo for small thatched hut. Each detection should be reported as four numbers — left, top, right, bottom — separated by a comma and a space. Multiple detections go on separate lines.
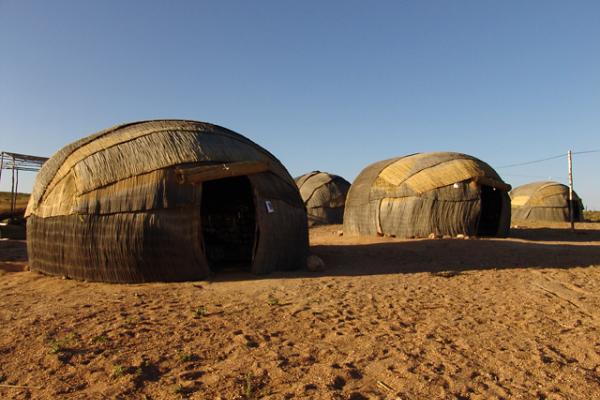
295, 171, 351, 226
26, 120, 308, 283
343, 152, 511, 238
510, 181, 583, 222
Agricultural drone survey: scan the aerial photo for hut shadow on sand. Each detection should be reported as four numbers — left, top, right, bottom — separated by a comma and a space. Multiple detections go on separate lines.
209, 231, 600, 282
510, 225, 600, 242
3, 228, 600, 280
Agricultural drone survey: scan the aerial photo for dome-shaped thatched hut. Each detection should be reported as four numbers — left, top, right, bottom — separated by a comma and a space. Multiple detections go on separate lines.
26, 120, 308, 283
295, 171, 351, 226
343, 152, 511, 238
510, 181, 583, 222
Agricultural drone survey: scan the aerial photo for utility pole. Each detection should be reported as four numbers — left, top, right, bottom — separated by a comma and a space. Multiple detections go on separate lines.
568, 150, 574, 231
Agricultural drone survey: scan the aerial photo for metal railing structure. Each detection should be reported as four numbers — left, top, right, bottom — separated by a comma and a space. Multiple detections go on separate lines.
0, 151, 48, 219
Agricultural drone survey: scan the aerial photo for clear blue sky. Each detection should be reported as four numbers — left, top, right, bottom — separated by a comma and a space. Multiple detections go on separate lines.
1, 1, 599, 208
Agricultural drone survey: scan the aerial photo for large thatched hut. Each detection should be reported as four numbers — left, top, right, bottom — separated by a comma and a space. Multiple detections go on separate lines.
295, 171, 351, 226
26, 120, 308, 283
343, 152, 511, 238
510, 181, 583, 222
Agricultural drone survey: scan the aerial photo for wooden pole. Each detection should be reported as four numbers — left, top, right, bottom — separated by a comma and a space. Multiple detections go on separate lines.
0, 152, 4, 186
176, 161, 270, 184
568, 150, 574, 231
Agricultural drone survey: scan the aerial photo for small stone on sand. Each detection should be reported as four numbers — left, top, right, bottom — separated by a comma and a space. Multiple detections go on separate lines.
307, 255, 325, 272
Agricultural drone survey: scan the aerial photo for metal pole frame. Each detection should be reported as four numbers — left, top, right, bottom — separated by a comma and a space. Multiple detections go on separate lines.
567, 150, 574, 231
10, 155, 16, 218
14, 168, 19, 220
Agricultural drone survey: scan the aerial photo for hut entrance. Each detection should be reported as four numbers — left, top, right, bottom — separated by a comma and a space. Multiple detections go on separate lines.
570, 200, 581, 221
477, 185, 502, 236
201, 176, 256, 272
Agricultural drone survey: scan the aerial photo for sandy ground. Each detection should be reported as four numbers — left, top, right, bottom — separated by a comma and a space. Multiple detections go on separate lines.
1, 222, 600, 399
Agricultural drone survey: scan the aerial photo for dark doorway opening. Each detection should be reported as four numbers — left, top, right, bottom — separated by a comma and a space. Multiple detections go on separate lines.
570, 200, 582, 221
201, 176, 256, 272
477, 185, 502, 236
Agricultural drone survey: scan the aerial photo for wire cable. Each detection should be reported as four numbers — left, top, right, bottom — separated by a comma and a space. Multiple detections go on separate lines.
496, 153, 566, 169
501, 173, 568, 179
573, 149, 600, 155
496, 147, 599, 169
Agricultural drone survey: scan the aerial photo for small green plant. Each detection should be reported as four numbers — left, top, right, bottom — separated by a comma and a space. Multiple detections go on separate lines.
92, 334, 108, 344
266, 295, 279, 306
179, 351, 195, 363
243, 373, 271, 399
0, 373, 6, 383
135, 359, 149, 376
47, 332, 79, 356
173, 384, 186, 395
112, 365, 126, 379
244, 373, 256, 398
65, 332, 78, 343
47, 337, 75, 363
48, 340, 64, 355
241, 372, 271, 399
194, 305, 208, 317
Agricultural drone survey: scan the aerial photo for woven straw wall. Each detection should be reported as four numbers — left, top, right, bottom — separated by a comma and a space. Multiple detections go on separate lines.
343, 152, 511, 238
510, 181, 583, 222
295, 171, 351, 226
26, 120, 308, 282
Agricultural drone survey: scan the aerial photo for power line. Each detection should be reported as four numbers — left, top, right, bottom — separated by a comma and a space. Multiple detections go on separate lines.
573, 149, 600, 155
496, 147, 600, 169
501, 173, 567, 179
496, 153, 565, 169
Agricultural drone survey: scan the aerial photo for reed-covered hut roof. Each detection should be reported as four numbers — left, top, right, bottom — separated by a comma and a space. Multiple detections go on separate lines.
510, 181, 583, 222
26, 120, 308, 283
295, 171, 350, 226
343, 152, 511, 238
